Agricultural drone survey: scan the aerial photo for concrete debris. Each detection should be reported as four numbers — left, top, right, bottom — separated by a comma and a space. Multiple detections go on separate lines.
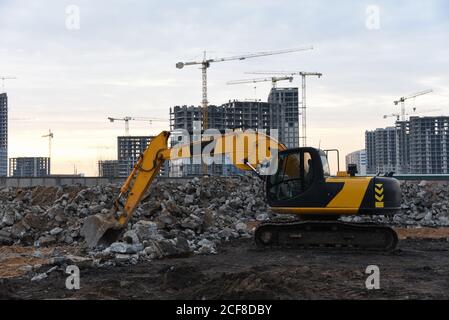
0, 178, 448, 266
235, 222, 248, 233
18, 265, 33, 273
31, 272, 48, 282
196, 239, 217, 255
49, 227, 63, 236
32, 250, 43, 258
107, 242, 142, 254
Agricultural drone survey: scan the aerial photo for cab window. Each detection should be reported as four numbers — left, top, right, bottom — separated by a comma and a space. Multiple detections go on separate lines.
320, 153, 331, 177
269, 151, 315, 201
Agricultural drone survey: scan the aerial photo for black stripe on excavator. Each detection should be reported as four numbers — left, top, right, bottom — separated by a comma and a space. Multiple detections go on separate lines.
358, 177, 401, 215
359, 178, 375, 210
268, 181, 345, 208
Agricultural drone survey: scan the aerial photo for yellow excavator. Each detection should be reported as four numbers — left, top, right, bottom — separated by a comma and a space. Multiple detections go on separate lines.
81, 130, 401, 251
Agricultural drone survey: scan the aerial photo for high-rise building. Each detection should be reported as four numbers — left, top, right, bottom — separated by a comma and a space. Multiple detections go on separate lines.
345, 149, 367, 175
170, 101, 283, 134
169, 88, 299, 176
409, 116, 449, 174
268, 87, 299, 148
98, 160, 119, 177
365, 130, 376, 174
0, 93, 7, 177
366, 116, 449, 175
365, 127, 397, 174
9, 157, 50, 177
117, 136, 155, 177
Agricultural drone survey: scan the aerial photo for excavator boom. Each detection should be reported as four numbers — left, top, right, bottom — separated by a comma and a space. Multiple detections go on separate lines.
82, 130, 286, 248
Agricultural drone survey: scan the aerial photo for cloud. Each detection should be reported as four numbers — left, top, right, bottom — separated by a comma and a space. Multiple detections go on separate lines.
0, 0, 448, 175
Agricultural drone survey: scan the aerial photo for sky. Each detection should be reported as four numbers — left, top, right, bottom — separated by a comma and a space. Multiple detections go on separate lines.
0, 0, 448, 175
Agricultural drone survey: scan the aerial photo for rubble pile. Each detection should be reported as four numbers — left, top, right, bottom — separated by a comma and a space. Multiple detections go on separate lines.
0, 185, 117, 247
393, 181, 449, 227
0, 178, 448, 265
0, 177, 270, 264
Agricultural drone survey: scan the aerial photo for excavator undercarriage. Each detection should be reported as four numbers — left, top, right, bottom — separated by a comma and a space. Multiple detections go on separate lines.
254, 219, 398, 251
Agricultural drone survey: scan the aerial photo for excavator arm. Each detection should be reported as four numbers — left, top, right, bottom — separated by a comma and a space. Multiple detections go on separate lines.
82, 130, 286, 247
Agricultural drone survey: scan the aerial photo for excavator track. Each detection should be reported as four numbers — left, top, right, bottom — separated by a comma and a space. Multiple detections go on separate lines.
254, 220, 398, 252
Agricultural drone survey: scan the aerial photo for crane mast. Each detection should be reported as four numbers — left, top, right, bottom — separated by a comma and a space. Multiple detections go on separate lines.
42, 129, 54, 173
246, 71, 322, 147
176, 46, 313, 131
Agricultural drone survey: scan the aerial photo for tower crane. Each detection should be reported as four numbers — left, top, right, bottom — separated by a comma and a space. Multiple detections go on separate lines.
227, 76, 294, 88
175, 46, 313, 130
108, 116, 168, 136
0, 76, 17, 93
394, 89, 433, 121
246, 71, 323, 147
383, 108, 442, 121
42, 129, 54, 162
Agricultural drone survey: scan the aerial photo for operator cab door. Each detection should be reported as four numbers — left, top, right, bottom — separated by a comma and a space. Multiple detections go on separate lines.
266, 148, 334, 208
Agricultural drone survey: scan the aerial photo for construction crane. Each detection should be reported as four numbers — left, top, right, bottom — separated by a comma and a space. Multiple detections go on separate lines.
0, 76, 17, 93
246, 71, 322, 147
394, 89, 433, 121
108, 116, 168, 136
175, 46, 313, 130
227, 76, 294, 88
383, 108, 442, 121
42, 129, 54, 160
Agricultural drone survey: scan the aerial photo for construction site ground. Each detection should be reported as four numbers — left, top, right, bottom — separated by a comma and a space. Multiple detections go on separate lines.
1, 227, 449, 300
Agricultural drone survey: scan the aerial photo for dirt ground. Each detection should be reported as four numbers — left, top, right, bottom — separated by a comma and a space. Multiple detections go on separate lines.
1, 228, 449, 300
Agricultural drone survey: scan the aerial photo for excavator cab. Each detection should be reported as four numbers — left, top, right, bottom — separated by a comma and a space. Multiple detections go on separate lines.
266, 147, 402, 217
267, 148, 332, 210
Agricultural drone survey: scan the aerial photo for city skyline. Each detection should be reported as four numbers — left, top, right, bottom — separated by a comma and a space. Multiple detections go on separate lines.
1, 0, 448, 175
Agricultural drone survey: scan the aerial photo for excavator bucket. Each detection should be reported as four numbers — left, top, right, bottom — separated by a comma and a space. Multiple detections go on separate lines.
81, 213, 124, 248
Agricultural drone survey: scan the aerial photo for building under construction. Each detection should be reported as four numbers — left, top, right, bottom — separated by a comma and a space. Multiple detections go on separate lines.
268, 87, 300, 148
97, 136, 169, 178
117, 136, 155, 177
409, 116, 449, 174
9, 157, 50, 177
0, 93, 7, 177
366, 126, 398, 174
169, 87, 299, 176
98, 160, 119, 178
366, 116, 449, 174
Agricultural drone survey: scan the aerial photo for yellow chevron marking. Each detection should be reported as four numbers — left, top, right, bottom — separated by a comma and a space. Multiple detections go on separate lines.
375, 194, 384, 202
375, 186, 384, 195
375, 183, 385, 208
